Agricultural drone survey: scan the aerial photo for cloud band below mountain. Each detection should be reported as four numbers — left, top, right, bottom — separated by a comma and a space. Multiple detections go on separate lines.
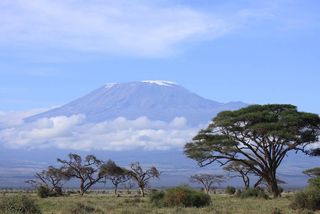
0, 110, 199, 151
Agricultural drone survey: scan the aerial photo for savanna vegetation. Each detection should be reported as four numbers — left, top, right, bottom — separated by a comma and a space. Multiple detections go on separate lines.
0, 104, 319, 213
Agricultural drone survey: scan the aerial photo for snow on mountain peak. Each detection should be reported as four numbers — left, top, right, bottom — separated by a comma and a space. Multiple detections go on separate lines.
141, 80, 177, 86
105, 83, 118, 89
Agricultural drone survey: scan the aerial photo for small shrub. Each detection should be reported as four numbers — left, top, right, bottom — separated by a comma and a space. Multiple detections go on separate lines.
225, 186, 236, 195
150, 186, 211, 208
290, 188, 320, 211
52, 187, 63, 196
150, 190, 165, 207
237, 188, 268, 199
37, 186, 50, 198
0, 195, 41, 214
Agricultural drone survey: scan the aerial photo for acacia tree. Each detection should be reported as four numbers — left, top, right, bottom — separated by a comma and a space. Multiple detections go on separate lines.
184, 104, 320, 197
223, 161, 254, 189
190, 173, 224, 194
57, 153, 104, 196
100, 160, 130, 195
127, 162, 160, 197
304, 149, 320, 178
304, 168, 320, 177
27, 166, 67, 195
303, 150, 320, 188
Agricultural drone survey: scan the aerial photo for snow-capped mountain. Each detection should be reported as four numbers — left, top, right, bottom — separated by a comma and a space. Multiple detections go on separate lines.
26, 81, 247, 126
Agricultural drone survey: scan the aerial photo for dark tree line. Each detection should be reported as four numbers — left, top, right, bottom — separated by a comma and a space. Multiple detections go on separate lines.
28, 153, 160, 197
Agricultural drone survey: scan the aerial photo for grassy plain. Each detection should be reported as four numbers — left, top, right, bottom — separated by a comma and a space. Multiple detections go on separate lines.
1, 191, 318, 214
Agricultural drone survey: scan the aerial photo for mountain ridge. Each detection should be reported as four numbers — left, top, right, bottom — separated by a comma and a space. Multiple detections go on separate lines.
26, 81, 247, 126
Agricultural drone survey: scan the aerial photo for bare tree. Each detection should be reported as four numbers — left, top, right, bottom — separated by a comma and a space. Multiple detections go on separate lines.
127, 162, 160, 197
100, 160, 130, 195
223, 161, 255, 189
57, 153, 104, 196
190, 173, 224, 194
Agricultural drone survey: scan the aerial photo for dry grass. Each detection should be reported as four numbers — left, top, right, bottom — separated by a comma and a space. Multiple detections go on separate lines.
0, 192, 319, 214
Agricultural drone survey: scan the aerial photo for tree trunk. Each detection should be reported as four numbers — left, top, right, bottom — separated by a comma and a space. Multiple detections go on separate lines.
204, 187, 210, 195
242, 175, 250, 189
254, 177, 263, 188
139, 187, 145, 197
268, 177, 281, 198
80, 180, 85, 196
263, 169, 281, 198
114, 184, 118, 195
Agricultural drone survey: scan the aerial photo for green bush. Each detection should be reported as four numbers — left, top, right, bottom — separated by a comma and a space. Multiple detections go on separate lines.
37, 186, 50, 198
150, 186, 211, 208
237, 188, 268, 199
290, 188, 320, 211
0, 195, 41, 214
150, 190, 165, 207
225, 186, 236, 195
308, 177, 320, 190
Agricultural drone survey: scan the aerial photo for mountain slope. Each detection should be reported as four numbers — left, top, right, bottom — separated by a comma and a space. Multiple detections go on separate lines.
26, 81, 247, 125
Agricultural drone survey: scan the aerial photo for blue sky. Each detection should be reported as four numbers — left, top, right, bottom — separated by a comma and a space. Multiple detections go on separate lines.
0, 0, 319, 114
0, 1, 319, 185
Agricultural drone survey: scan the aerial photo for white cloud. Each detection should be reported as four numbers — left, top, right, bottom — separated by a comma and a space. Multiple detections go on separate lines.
0, 108, 48, 128
0, 0, 234, 56
0, 111, 198, 151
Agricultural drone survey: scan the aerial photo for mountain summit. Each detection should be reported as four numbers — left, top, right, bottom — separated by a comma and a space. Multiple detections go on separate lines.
26, 81, 247, 126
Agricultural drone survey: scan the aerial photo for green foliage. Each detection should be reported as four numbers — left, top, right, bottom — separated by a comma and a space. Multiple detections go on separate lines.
37, 186, 50, 198
304, 167, 320, 177
184, 104, 320, 198
37, 185, 62, 198
150, 186, 211, 208
290, 188, 320, 211
225, 186, 236, 195
308, 177, 320, 190
150, 190, 165, 207
236, 188, 268, 199
0, 195, 41, 214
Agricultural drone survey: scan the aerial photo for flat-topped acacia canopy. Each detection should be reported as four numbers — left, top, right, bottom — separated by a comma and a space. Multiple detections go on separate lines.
184, 104, 320, 197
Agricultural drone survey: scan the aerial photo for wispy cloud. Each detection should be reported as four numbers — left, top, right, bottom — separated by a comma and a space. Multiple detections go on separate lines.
0, 0, 240, 57
0, 111, 198, 150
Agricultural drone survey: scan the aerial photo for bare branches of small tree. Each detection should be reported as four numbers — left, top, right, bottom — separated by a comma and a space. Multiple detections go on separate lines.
57, 153, 104, 196
190, 174, 224, 195
223, 161, 255, 189
127, 162, 160, 197
26, 166, 67, 195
